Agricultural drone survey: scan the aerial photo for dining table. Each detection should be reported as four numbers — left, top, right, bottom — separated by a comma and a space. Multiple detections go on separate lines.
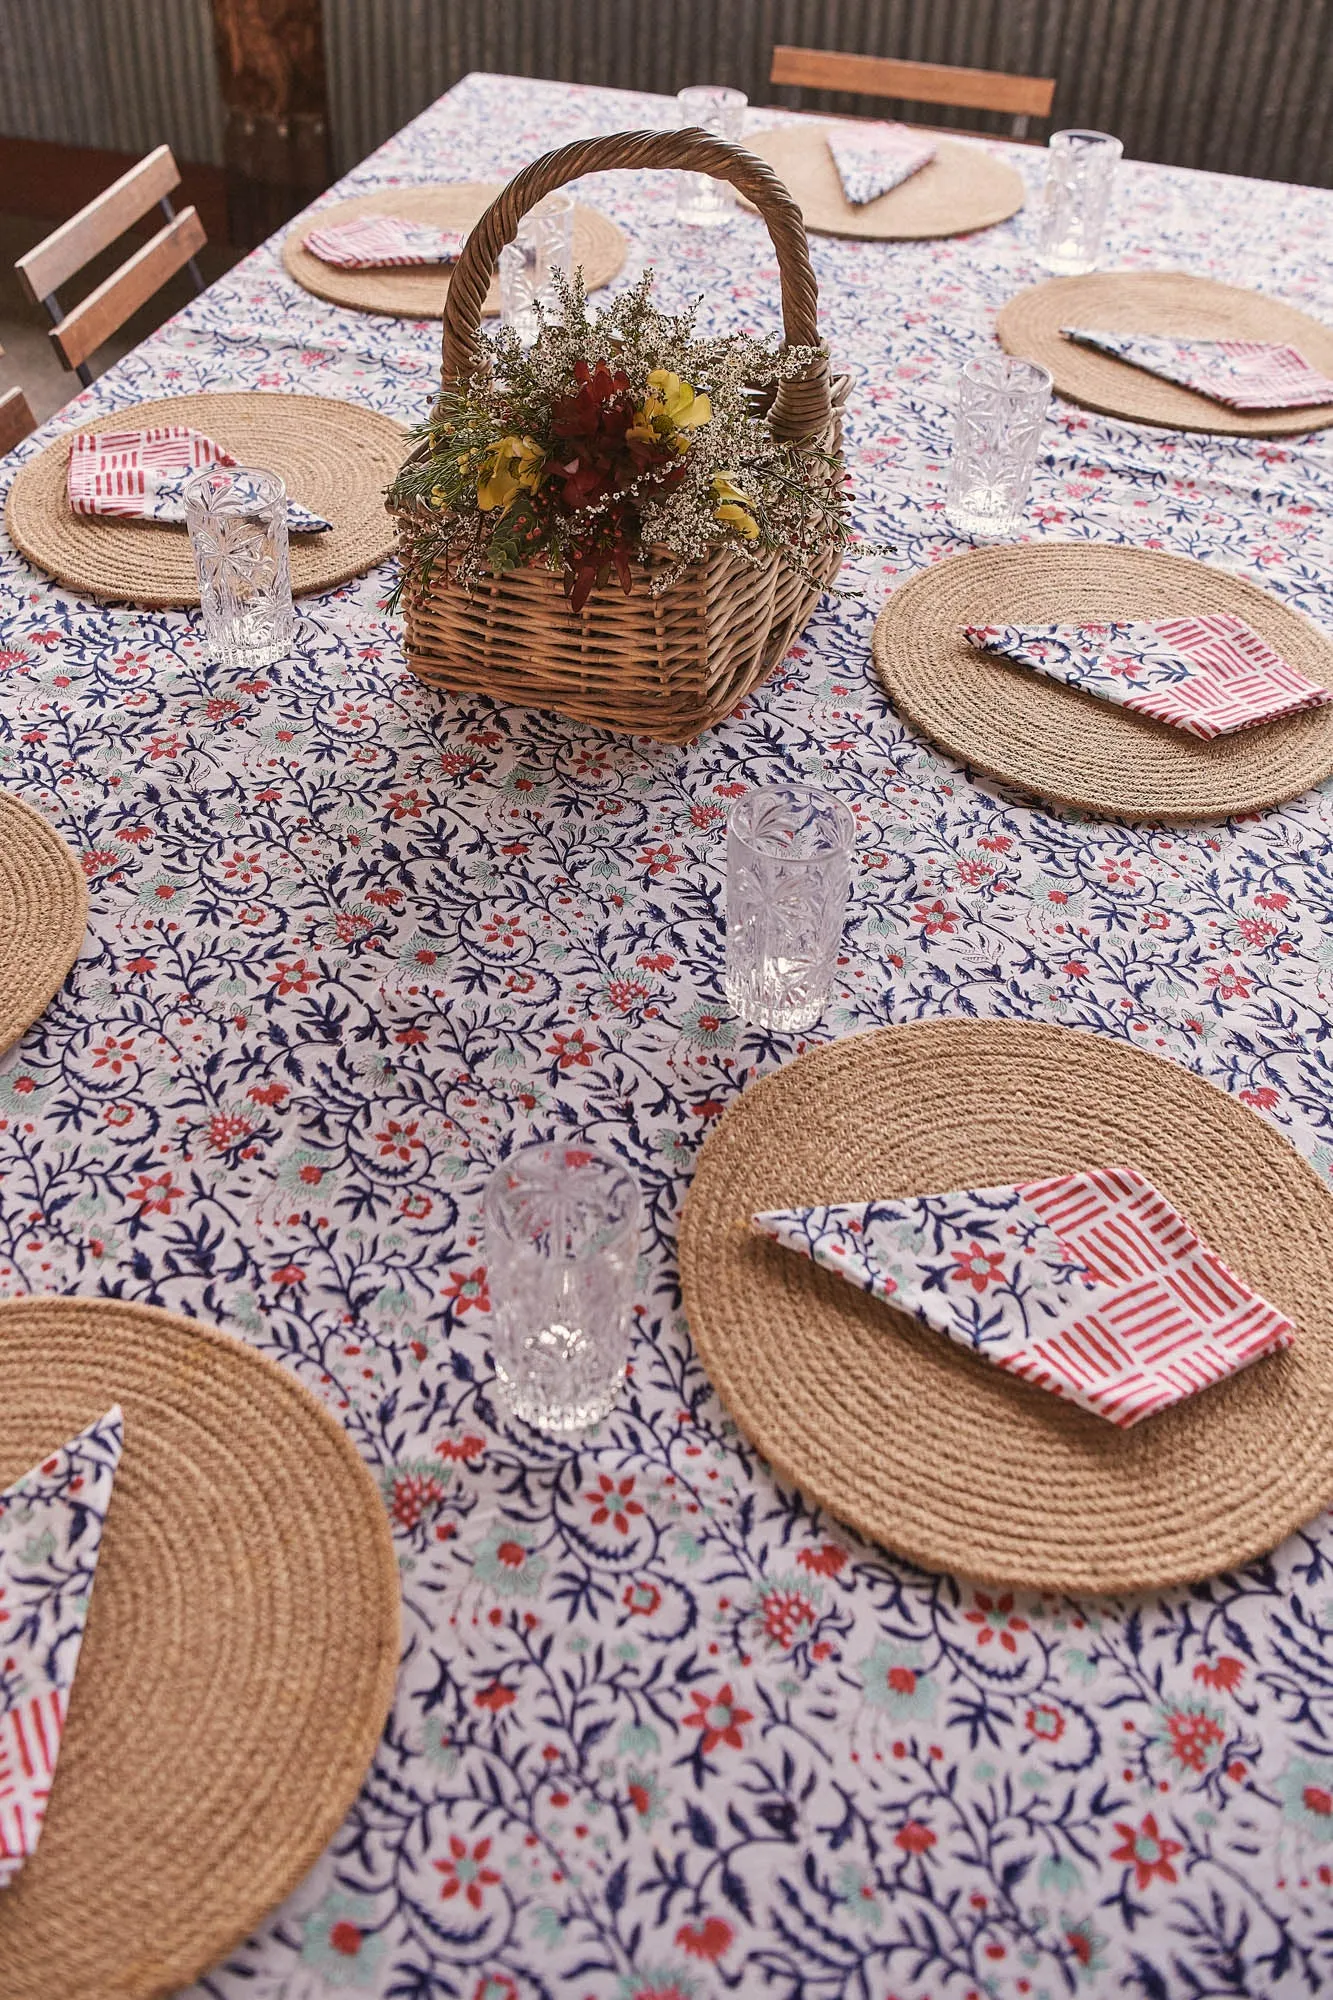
3, 64, 1333, 2000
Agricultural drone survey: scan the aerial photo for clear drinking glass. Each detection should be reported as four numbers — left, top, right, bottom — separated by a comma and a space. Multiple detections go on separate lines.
1037, 129, 1123, 275
483, 1140, 640, 1434
675, 85, 747, 225
945, 355, 1052, 541
499, 191, 575, 341
183, 464, 296, 672
724, 783, 856, 1033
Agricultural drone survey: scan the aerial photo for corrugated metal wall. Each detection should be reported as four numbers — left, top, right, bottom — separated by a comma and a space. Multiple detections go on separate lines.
321, 0, 1333, 187
0, 0, 223, 163
0, 0, 1330, 190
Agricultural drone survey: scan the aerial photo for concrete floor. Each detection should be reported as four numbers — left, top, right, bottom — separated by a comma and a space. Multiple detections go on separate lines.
0, 213, 240, 428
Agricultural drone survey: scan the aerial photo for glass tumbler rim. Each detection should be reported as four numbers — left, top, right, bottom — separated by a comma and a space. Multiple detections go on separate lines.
1048, 128, 1124, 155
483, 1138, 640, 1255
960, 353, 1054, 397
728, 780, 856, 862
182, 462, 289, 510
677, 83, 748, 107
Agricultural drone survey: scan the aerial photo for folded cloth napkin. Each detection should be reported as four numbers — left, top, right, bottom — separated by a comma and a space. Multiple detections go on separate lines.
67, 426, 332, 533
302, 215, 467, 270
1, 1406, 123, 1889
754, 1168, 1293, 1426
826, 122, 937, 205
1060, 327, 1333, 411
964, 614, 1331, 739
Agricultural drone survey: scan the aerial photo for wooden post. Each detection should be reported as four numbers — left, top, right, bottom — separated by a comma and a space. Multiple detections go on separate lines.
210, 0, 331, 248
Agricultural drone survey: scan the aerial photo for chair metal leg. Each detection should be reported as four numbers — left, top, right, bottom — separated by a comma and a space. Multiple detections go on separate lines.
40, 288, 93, 385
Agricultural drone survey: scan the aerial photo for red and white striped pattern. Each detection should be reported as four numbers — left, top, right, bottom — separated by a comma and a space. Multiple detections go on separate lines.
303, 215, 466, 269
1123, 615, 1330, 738
68, 424, 231, 517
0, 1687, 67, 1889
1004, 1166, 1294, 1425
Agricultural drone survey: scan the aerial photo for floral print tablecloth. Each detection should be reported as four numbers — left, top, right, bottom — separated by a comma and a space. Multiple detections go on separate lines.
2, 69, 1333, 2000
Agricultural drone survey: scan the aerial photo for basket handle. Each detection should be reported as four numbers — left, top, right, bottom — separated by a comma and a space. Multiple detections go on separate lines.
440, 128, 832, 443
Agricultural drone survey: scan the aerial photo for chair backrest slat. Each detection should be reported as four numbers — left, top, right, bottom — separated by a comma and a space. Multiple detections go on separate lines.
0, 385, 36, 458
770, 46, 1056, 120
49, 206, 205, 372
15, 143, 182, 307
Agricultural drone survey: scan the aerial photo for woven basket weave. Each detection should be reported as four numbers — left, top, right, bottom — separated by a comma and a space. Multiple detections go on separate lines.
394, 129, 844, 742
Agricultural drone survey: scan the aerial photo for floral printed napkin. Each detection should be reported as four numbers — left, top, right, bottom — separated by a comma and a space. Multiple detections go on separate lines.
826, 123, 937, 205
964, 614, 1331, 739
1, 1406, 123, 1889
67, 426, 332, 533
754, 1167, 1293, 1426
1060, 328, 1333, 410
303, 216, 467, 269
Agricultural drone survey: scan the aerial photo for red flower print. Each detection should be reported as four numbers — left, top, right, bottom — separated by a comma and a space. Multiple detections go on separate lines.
438, 1433, 487, 1463
684, 1683, 753, 1754
433, 1835, 501, 1910
587, 1474, 643, 1534
964, 1591, 1030, 1653
206, 1112, 253, 1154
328, 1920, 363, 1956
270, 1264, 306, 1288
91, 1035, 136, 1075
950, 1242, 1006, 1293
894, 1821, 937, 1855
443, 1267, 490, 1315
676, 1916, 734, 1961
1194, 1656, 1245, 1692
1026, 1702, 1065, 1742
387, 788, 427, 820
623, 1580, 661, 1615
128, 1172, 184, 1215
1239, 1086, 1279, 1111
1205, 961, 1251, 1001
760, 1587, 817, 1650
913, 897, 959, 936
797, 1543, 847, 1576
1111, 1812, 1182, 1889
606, 977, 650, 1014
638, 843, 682, 879
248, 1082, 289, 1106
375, 1118, 424, 1163
1304, 1783, 1333, 1817
390, 1472, 447, 1532
472, 1976, 519, 2000
1163, 1704, 1226, 1772
474, 1683, 516, 1712
546, 1028, 598, 1069
268, 959, 314, 997
1255, 891, 1289, 911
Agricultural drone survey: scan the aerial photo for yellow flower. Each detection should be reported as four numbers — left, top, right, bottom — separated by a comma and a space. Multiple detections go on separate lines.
712, 472, 760, 540
628, 369, 713, 450
476, 434, 546, 512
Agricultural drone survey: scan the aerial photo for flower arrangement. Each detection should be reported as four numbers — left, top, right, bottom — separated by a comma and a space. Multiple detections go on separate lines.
388, 270, 856, 613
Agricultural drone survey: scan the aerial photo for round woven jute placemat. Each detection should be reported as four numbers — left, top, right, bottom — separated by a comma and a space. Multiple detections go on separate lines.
744, 124, 1025, 239
5, 392, 405, 608
996, 271, 1333, 435
0, 790, 86, 1052
282, 183, 628, 318
873, 542, 1333, 822
678, 1020, 1333, 1595
0, 1296, 400, 2000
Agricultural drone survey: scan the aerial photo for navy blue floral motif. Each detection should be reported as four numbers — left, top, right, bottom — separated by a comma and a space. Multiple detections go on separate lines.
0, 67, 1328, 2000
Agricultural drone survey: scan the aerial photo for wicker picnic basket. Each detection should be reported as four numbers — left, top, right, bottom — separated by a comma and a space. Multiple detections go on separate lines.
393, 128, 846, 742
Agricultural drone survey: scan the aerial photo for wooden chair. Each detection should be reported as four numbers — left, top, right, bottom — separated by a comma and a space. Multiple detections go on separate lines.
0, 379, 36, 457
770, 46, 1057, 140
15, 145, 206, 389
